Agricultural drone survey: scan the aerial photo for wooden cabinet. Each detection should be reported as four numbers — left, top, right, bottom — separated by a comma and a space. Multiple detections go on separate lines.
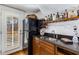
33, 37, 70, 55
56, 47, 65, 55
33, 37, 76, 55
33, 37, 55, 55
56, 47, 75, 55
39, 40, 55, 55
33, 37, 40, 55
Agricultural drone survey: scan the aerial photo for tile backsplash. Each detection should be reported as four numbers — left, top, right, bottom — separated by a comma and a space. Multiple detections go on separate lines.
45, 20, 79, 37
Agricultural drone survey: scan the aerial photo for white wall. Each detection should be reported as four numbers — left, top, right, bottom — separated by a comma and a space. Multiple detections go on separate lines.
45, 20, 79, 37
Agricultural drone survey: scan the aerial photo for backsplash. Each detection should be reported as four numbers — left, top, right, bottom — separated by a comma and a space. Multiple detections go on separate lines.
45, 20, 79, 37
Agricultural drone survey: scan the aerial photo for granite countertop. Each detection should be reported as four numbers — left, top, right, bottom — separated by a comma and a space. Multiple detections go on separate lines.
34, 35, 79, 55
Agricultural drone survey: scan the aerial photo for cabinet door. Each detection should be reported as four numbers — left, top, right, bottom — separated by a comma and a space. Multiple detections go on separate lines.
33, 38, 40, 55
40, 46, 46, 55
40, 46, 54, 55
2, 9, 23, 54
40, 40, 55, 55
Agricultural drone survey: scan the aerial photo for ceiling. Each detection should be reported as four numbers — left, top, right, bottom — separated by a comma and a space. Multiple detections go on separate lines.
4, 4, 79, 13
4, 4, 40, 13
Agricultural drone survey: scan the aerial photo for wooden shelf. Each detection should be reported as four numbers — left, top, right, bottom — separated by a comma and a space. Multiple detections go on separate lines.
47, 16, 79, 23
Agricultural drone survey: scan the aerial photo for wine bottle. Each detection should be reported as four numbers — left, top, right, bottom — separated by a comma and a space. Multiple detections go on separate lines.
56, 12, 60, 20
48, 15, 50, 20
50, 14, 53, 21
60, 13, 63, 20
45, 16, 48, 20
70, 10, 75, 18
64, 9, 68, 18
53, 13, 56, 21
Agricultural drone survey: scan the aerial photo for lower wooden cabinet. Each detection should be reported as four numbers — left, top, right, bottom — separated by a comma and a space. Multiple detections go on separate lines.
56, 47, 75, 55
33, 37, 76, 55
33, 37, 55, 55
33, 37, 40, 55
39, 40, 55, 55
40, 46, 53, 55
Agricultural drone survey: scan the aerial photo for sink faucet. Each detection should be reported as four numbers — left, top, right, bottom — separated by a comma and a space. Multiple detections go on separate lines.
52, 30, 55, 38
52, 30, 58, 39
